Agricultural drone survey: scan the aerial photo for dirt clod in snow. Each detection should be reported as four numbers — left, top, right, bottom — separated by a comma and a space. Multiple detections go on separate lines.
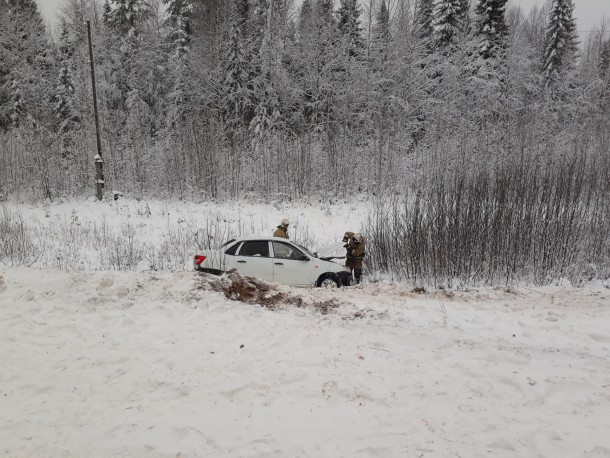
201, 269, 303, 309
199, 269, 346, 314
312, 299, 342, 315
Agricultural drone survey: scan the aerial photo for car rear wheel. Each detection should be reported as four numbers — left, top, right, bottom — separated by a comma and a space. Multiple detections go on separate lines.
316, 274, 341, 288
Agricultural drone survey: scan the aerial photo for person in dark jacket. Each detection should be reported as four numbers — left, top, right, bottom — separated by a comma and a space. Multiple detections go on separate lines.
273, 219, 290, 239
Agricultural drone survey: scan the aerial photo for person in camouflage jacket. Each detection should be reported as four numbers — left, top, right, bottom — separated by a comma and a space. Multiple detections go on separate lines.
343, 231, 366, 284
273, 219, 290, 239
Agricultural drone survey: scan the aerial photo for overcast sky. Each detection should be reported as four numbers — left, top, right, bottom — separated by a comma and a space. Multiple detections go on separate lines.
36, 0, 609, 35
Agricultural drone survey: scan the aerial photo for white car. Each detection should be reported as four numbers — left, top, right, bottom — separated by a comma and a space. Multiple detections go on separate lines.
194, 236, 352, 287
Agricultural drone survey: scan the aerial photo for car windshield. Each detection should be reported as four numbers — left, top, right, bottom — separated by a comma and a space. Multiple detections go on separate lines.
297, 244, 317, 258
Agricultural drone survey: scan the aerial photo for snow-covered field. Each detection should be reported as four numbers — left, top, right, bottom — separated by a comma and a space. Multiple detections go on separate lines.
1, 198, 609, 457
1, 197, 369, 271
1, 267, 609, 457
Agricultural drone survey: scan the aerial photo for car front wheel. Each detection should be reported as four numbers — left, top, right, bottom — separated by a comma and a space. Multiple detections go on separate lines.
316, 274, 341, 288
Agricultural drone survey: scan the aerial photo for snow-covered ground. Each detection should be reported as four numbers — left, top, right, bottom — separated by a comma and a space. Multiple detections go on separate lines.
1, 197, 370, 271
1, 267, 609, 457
2, 197, 609, 456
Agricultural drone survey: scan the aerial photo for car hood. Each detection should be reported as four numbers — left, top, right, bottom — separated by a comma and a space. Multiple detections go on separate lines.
316, 242, 346, 259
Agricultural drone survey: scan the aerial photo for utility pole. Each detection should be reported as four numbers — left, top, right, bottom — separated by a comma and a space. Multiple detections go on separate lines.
87, 19, 104, 201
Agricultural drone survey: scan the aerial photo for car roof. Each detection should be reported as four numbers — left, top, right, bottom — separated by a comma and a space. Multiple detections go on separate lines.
229, 236, 295, 242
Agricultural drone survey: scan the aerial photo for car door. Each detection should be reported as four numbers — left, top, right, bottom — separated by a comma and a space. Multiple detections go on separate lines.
271, 241, 313, 286
221, 241, 241, 271
233, 240, 274, 281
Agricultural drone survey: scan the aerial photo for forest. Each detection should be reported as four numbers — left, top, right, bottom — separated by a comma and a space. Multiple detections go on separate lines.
1, 0, 609, 284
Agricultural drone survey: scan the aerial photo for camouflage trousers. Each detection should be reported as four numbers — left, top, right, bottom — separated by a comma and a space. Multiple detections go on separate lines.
346, 256, 363, 284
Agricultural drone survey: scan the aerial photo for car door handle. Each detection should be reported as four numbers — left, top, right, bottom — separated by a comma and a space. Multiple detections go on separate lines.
237, 260, 247, 263
274, 262, 284, 265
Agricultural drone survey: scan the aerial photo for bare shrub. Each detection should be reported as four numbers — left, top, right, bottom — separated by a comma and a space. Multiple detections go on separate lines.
0, 206, 42, 267
100, 223, 144, 270
365, 152, 610, 287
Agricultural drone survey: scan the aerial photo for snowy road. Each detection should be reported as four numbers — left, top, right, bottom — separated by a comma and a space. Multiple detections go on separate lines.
1, 268, 609, 457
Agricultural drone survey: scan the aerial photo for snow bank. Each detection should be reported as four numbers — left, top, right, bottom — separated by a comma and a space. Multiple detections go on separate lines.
1, 268, 609, 457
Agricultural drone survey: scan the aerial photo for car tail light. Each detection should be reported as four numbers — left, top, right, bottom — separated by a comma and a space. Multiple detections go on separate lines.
194, 255, 206, 268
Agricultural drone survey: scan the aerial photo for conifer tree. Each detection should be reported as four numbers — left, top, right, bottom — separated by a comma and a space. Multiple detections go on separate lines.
163, 0, 194, 59
104, 0, 150, 37
250, 0, 287, 138
102, 0, 112, 26
542, 0, 578, 88
317, 0, 335, 28
599, 38, 610, 79
414, 0, 434, 42
300, 0, 339, 131
432, 0, 465, 49
459, 0, 471, 32
1, 0, 54, 128
299, 0, 314, 40
54, 25, 79, 134
163, 0, 195, 129
0, 2, 13, 129
251, 0, 269, 51
375, 0, 391, 47
474, 0, 508, 61
337, 0, 365, 58
101, 0, 153, 120
222, 9, 252, 141
370, 0, 391, 64
9, 79, 23, 128
55, 66, 76, 127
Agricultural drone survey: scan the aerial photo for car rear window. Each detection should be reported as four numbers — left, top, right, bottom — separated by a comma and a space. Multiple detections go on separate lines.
225, 242, 240, 255
220, 239, 236, 248
238, 241, 269, 257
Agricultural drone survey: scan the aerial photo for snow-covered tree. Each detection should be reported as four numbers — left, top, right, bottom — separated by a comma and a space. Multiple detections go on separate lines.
317, 0, 334, 25
163, 0, 194, 59
222, 9, 253, 141
163, 0, 195, 129
0, 0, 55, 129
337, 0, 365, 58
542, 0, 578, 88
370, 0, 391, 66
249, 0, 288, 139
250, 0, 269, 51
459, 0, 471, 32
298, 0, 314, 40
474, 0, 508, 61
9, 79, 23, 127
104, 0, 151, 37
432, 0, 465, 49
600, 38, 610, 79
54, 26, 79, 134
294, 0, 341, 131
102, 0, 112, 26
0, 2, 13, 129
414, 0, 434, 42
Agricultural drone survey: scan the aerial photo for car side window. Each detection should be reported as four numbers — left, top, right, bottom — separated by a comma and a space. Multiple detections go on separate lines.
238, 241, 270, 257
272, 241, 303, 260
225, 242, 240, 256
